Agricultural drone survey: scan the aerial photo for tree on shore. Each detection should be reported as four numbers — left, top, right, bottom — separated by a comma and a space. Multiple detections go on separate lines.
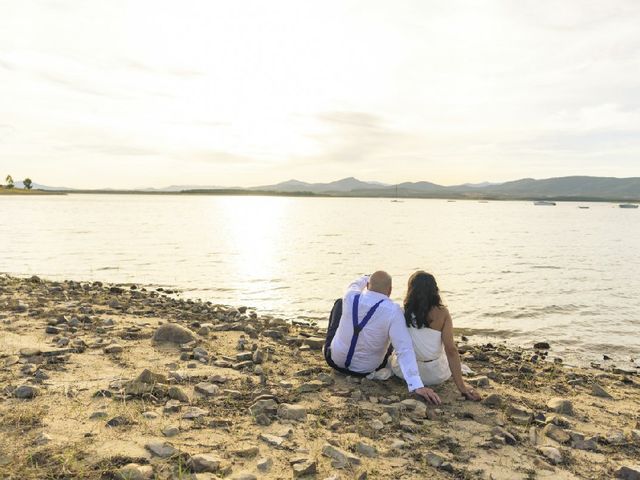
5, 174, 14, 189
23, 178, 33, 190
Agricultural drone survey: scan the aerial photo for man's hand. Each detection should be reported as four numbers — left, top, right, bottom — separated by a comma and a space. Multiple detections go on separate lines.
461, 386, 482, 402
414, 386, 441, 405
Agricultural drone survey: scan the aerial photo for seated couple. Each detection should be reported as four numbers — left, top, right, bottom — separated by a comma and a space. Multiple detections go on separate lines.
323, 270, 481, 404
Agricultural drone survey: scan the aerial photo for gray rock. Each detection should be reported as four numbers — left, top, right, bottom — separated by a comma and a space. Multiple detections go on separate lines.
302, 337, 325, 350
277, 403, 307, 421
259, 433, 285, 447
293, 459, 317, 477
145, 441, 178, 458
257, 457, 273, 472
481, 393, 503, 408
506, 404, 533, 425
468, 376, 490, 388
182, 407, 208, 419
322, 443, 360, 468
104, 344, 123, 354
195, 382, 220, 397
547, 397, 574, 416
591, 383, 613, 399
189, 453, 221, 473
250, 399, 278, 418
616, 465, 640, 480
252, 348, 265, 364
491, 427, 517, 445
162, 426, 180, 437
426, 452, 445, 468
232, 474, 257, 480
14, 385, 39, 399
152, 323, 195, 344
90, 411, 108, 420
542, 424, 571, 444
297, 380, 323, 393
355, 442, 378, 458
168, 386, 190, 403
135, 369, 167, 385
115, 463, 154, 480
607, 430, 627, 445
233, 446, 259, 458
34, 433, 52, 445
537, 446, 563, 465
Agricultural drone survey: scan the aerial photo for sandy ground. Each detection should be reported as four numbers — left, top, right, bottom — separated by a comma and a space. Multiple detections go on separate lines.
1, 274, 639, 480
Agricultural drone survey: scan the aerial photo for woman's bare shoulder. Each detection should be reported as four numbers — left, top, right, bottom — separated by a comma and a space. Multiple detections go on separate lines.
428, 305, 449, 330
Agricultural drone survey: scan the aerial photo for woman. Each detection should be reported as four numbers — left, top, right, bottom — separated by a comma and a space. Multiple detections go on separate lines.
391, 271, 481, 401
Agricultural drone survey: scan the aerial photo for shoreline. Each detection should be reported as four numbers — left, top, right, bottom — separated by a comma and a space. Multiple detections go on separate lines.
1, 274, 639, 479
2, 189, 639, 203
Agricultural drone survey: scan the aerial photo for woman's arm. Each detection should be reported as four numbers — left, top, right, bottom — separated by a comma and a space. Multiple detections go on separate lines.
441, 308, 481, 401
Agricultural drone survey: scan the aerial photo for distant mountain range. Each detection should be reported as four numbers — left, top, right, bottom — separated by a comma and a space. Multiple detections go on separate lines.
253, 176, 640, 200
14, 176, 640, 201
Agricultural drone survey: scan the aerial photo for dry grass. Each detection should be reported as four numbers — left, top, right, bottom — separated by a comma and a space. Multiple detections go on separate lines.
0, 404, 48, 431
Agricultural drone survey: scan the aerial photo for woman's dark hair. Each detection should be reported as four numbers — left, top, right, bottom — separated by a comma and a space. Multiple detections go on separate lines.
404, 271, 443, 328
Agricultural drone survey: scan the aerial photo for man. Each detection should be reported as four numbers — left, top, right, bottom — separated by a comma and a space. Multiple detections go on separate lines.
324, 271, 442, 404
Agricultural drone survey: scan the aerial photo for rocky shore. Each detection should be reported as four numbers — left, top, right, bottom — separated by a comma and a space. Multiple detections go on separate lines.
1, 274, 639, 480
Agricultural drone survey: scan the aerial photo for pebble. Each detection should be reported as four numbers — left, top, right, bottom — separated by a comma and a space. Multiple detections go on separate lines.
189, 453, 222, 473
481, 393, 503, 408
426, 452, 445, 468
256, 457, 273, 472
233, 446, 259, 458
14, 385, 39, 399
468, 376, 490, 388
591, 383, 613, 399
162, 426, 180, 437
182, 407, 208, 419
152, 323, 195, 344
115, 463, 154, 480
616, 465, 640, 480
104, 344, 123, 354
547, 397, 574, 416
542, 424, 571, 444
293, 459, 317, 477
537, 446, 563, 465
195, 382, 220, 397
141, 411, 159, 419
259, 433, 285, 447
506, 404, 533, 425
322, 443, 360, 468
355, 442, 378, 458
277, 403, 307, 421
145, 441, 178, 458
296, 380, 323, 393
250, 399, 278, 418
232, 473, 257, 480
168, 386, 190, 403
34, 433, 52, 445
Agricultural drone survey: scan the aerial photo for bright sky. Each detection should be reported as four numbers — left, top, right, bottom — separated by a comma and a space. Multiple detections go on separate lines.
1, 0, 640, 189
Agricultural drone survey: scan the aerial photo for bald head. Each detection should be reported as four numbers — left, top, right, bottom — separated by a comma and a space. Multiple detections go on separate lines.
368, 271, 392, 296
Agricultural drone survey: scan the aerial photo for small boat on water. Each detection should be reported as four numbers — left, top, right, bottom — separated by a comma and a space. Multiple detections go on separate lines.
619, 203, 639, 209
534, 201, 556, 206
578, 206, 590, 209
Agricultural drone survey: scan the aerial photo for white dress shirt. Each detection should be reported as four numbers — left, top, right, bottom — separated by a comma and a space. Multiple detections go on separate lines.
329, 275, 424, 392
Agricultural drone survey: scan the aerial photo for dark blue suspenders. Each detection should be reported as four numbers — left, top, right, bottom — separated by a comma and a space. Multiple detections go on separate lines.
344, 294, 385, 368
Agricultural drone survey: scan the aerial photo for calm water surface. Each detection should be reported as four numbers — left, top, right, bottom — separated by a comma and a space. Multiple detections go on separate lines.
1, 194, 639, 366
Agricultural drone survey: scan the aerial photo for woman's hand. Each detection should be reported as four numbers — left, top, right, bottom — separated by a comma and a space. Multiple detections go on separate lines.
461, 385, 482, 401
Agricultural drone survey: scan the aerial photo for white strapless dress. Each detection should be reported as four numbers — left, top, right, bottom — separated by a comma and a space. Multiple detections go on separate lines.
391, 327, 452, 386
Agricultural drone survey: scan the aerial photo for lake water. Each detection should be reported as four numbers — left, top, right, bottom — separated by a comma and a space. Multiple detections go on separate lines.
1, 194, 639, 366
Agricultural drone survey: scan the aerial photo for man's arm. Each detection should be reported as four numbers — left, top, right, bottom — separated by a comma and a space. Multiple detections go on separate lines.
345, 275, 369, 296
388, 308, 442, 404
